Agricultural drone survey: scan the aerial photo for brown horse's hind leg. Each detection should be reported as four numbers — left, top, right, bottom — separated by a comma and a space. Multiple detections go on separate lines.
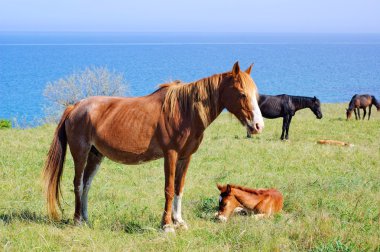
81, 147, 103, 222
172, 156, 192, 230
161, 150, 178, 233
362, 108, 367, 120
70, 142, 91, 225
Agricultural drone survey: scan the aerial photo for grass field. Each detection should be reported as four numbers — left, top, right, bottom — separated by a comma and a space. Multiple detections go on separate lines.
1, 104, 380, 251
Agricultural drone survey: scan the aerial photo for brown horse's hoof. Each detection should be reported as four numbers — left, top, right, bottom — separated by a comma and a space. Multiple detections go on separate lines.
162, 224, 176, 233
173, 220, 188, 230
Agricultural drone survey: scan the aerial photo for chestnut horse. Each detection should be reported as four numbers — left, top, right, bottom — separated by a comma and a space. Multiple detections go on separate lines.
42, 62, 264, 232
216, 184, 283, 222
346, 94, 380, 120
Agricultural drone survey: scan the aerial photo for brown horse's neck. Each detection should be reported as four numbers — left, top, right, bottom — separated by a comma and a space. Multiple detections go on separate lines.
163, 73, 225, 131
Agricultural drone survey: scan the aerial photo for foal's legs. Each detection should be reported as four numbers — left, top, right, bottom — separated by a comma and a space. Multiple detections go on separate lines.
362, 108, 367, 120
162, 150, 178, 232
81, 148, 103, 222
172, 156, 192, 229
368, 105, 372, 120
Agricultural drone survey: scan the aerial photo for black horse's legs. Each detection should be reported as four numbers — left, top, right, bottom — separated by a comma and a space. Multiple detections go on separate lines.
285, 116, 292, 140
362, 108, 367, 120
368, 105, 372, 120
281, 116, 287, 140
81, 148, 103, 222
357, 108, 361, 119
354, 109, 358, 120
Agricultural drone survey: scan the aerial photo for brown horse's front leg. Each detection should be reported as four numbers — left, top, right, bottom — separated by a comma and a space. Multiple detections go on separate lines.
161, 150, 178, 233
172, 156, 192, 230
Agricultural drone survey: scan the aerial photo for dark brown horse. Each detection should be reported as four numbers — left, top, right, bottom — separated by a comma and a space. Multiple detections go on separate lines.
346, 94, 380, 120
43, 62, 264, 233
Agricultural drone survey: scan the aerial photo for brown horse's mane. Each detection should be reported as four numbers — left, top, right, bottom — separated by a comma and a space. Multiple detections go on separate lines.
158, 80, 184, 89
162, 71, 255, 128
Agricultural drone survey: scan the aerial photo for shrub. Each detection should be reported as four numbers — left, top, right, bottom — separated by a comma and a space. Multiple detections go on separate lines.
0, 119, 12, 129
43, 66, 129, 122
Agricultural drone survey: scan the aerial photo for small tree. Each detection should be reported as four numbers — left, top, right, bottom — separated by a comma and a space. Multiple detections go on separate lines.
44, 66, 128, 122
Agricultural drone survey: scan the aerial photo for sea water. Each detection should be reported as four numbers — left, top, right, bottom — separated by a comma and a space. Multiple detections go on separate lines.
1, 32, 380, 125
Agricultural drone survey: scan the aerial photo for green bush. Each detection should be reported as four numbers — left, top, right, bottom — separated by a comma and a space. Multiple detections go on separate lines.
0, 119, 11, 129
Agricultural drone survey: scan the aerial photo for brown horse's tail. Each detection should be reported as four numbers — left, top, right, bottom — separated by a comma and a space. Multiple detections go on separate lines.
42, 105, 75, 220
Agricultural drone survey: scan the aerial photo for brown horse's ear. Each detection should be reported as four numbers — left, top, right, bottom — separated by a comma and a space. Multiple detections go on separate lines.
245, 63, 254, 75
226, 184, 231, 194
232, 61, 240, 77
217, 184, 224, 191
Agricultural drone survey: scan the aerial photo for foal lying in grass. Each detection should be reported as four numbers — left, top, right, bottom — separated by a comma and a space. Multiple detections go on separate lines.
216, 184, 283, 222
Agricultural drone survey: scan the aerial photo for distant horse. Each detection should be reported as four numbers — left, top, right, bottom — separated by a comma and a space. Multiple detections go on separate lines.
42, 62, 264, 233
248, 94, 322, 140
346, 94, 380, 120
216, 184, 283, 222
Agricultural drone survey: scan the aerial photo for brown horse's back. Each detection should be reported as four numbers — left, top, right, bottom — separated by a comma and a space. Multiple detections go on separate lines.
353, 94, 372, 108
256, 189, 283, 214
65, 93, 166, 164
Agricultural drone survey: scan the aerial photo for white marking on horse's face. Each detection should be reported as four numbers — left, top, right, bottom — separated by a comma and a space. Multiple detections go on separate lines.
251, 91, 264, 133
219, 196, 222, 203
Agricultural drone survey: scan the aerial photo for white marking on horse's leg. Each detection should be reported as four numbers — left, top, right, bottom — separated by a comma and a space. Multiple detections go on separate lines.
253, 214, 266, 220
81, 162, 101, 222
217, 215, 228, 222
172, 193, 184, 223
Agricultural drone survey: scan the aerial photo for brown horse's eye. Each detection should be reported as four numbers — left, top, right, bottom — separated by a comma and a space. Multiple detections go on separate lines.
240, 93, 247, 99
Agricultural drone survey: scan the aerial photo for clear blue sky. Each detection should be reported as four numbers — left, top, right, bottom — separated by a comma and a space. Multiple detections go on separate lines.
1, 0, 379, 33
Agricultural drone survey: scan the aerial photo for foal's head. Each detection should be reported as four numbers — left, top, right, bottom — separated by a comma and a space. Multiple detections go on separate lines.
220, 62, 264, 134
310, 96, 323, 119
216, 184, 241, 222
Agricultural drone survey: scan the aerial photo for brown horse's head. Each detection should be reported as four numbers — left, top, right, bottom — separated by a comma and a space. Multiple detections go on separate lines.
216, 184, 241, 222
220, 62, 264, 134
346, 108, 352, 120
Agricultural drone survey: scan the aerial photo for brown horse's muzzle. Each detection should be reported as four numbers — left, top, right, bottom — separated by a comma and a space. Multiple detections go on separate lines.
246, 119, 264, 134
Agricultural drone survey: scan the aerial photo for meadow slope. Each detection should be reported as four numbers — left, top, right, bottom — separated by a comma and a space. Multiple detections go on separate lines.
1, 104, 379, 251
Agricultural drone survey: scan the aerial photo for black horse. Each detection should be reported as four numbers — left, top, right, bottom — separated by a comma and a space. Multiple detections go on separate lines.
248, 94, 323, 140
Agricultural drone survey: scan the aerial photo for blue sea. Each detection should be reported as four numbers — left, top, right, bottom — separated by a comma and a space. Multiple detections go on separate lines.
1, 32, 380, 125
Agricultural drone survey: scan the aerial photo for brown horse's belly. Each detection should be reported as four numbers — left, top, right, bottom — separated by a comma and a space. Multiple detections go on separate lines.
94, 139, 164, 164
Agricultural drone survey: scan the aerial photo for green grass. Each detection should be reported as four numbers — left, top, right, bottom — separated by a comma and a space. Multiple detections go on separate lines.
1, 104, 380, 251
